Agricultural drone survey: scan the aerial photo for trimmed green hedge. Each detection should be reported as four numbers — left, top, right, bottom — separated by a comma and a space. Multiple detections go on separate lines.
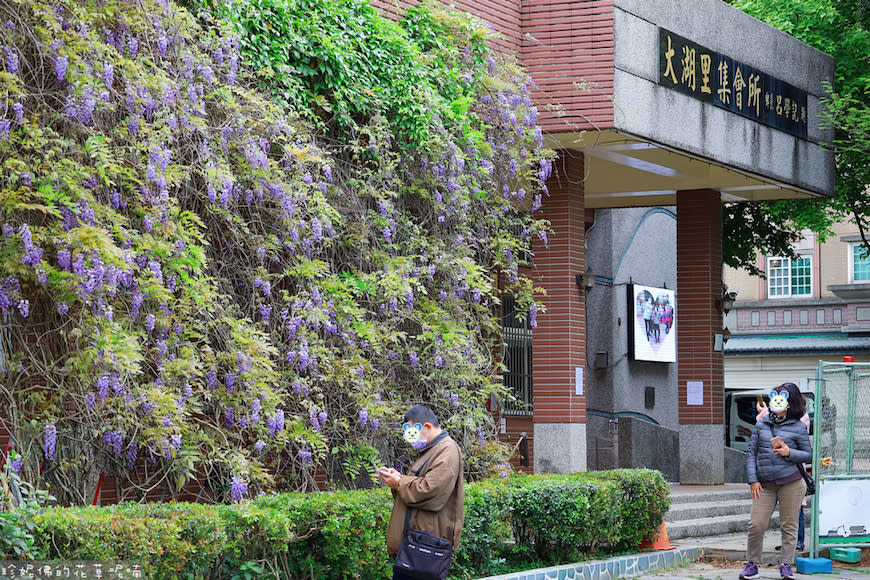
31, 469, 670, 579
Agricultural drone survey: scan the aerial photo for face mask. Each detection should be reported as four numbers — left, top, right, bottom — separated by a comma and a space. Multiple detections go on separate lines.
403, 422, 427, 450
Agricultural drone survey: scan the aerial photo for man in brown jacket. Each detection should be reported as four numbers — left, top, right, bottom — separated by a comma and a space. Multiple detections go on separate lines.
375, 404, 465, 580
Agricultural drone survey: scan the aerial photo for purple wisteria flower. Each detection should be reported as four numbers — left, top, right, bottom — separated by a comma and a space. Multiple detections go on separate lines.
44, 422, 57, 461
298, 447, 313, 464
206, 370, 217, 390
359, 409, 368, 426
267, 410, 284, 435
57, 301, 69, 316
230, 476, 248, 502
17, 299, 28, 318
103, 430, 123, 456
4, 46, 18, 74
529, 302, 538, 328
54, 55, 68, 83
127, 443, 138, 468
97, 375, 109, 400
254, 440, 266, 454
102, 62, 113, 88
19, 224, 43, 266
297, 341, 309, 372
292, 380, 308, 397
13, 102, 23, 124
57, 249, 71, 271
250, 398, 260, 424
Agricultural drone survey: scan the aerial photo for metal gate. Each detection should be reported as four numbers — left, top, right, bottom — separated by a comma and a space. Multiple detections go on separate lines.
810, 361, 870, 556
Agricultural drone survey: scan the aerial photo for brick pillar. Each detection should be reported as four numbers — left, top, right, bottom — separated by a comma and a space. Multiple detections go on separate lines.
531, 151, 587, 474
676, 189, 725, 484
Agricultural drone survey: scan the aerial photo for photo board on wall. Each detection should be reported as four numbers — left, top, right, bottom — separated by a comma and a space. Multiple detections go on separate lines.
628, 283, 676, 363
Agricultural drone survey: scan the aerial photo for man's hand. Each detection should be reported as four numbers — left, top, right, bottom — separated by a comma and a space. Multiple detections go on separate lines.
375, 467, 401, 489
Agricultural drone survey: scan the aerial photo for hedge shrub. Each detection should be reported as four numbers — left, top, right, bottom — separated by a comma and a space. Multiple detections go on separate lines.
30, 469, 670, 579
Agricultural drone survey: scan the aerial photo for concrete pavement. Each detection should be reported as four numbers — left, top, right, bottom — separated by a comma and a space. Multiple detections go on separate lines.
480, 530, 870, 580
640, 530, 870, 580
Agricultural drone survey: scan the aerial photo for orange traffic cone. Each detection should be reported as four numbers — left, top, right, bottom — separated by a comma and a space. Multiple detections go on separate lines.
640, 521, 676, 550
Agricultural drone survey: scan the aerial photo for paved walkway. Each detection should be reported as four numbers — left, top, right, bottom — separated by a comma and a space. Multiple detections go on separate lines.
480, 531, 870, 580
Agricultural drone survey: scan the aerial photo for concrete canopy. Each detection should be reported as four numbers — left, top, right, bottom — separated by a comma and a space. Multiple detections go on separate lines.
542, 0, 836, 210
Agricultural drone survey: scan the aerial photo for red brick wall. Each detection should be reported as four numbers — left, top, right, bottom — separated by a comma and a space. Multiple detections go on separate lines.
521, 0, 615, 133
531, 151, 586, 423
368, 0, 522, 55
369, 0, 616, 133
676, 190, 724, 424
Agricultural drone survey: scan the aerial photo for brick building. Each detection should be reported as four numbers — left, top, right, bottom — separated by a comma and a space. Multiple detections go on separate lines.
372, 0, 835, 483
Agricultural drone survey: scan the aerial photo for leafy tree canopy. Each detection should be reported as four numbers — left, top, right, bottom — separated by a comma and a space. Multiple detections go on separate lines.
0, 0, 551, 503
724, 0, 870, 275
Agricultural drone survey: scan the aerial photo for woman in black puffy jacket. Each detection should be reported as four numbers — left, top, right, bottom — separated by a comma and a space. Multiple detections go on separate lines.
739, 382, 812, 580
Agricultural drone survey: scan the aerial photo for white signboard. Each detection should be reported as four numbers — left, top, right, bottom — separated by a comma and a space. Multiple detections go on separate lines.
818, 479, 870, 542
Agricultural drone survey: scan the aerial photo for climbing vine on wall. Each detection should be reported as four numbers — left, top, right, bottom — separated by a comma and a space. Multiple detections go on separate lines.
0, 0, 551, 504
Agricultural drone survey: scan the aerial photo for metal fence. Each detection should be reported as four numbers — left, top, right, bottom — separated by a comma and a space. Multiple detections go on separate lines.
809, 361, 870, 556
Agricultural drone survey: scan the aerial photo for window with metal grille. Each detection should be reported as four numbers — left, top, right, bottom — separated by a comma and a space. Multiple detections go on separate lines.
767, 256, 812, 297
502, 295, 533, 417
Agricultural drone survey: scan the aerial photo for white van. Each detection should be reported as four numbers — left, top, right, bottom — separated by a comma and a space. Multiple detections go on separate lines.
725, 387, 815, 451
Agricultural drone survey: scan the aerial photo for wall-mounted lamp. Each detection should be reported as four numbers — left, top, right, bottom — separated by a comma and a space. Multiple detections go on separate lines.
718, 288, 739, 314
576, 269, 596, 291
721, 327, 731, 343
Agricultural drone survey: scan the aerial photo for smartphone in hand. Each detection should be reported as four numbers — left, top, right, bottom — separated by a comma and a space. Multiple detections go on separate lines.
770, 436, 783, 449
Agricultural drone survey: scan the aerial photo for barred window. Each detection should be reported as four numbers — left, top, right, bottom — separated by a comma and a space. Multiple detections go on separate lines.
502, 295, 533, 416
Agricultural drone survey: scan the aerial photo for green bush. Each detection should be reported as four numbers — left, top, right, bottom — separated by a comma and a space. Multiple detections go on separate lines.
508, 474, 621, 563
595, 468, 671, 551
30, 469, 669, 579
453, 477, 513, 577
35, 503, 227, 579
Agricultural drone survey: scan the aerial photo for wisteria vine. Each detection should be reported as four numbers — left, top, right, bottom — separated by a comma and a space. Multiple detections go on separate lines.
0, 0, 551, 504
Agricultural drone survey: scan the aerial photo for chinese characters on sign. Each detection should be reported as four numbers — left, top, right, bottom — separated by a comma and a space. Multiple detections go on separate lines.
659, 28, 808, 139
0, 561, 142, 579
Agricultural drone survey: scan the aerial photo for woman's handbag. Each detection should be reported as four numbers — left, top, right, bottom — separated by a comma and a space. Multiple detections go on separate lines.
798, 463, 816, 495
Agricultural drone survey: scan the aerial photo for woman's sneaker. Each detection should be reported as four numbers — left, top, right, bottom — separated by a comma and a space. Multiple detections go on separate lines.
780, 562, 795, 580
739, 561, 760, 580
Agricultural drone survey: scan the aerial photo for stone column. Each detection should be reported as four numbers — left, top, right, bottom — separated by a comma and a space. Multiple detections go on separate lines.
532, 151, 587, 474
676, 189, 725, 484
